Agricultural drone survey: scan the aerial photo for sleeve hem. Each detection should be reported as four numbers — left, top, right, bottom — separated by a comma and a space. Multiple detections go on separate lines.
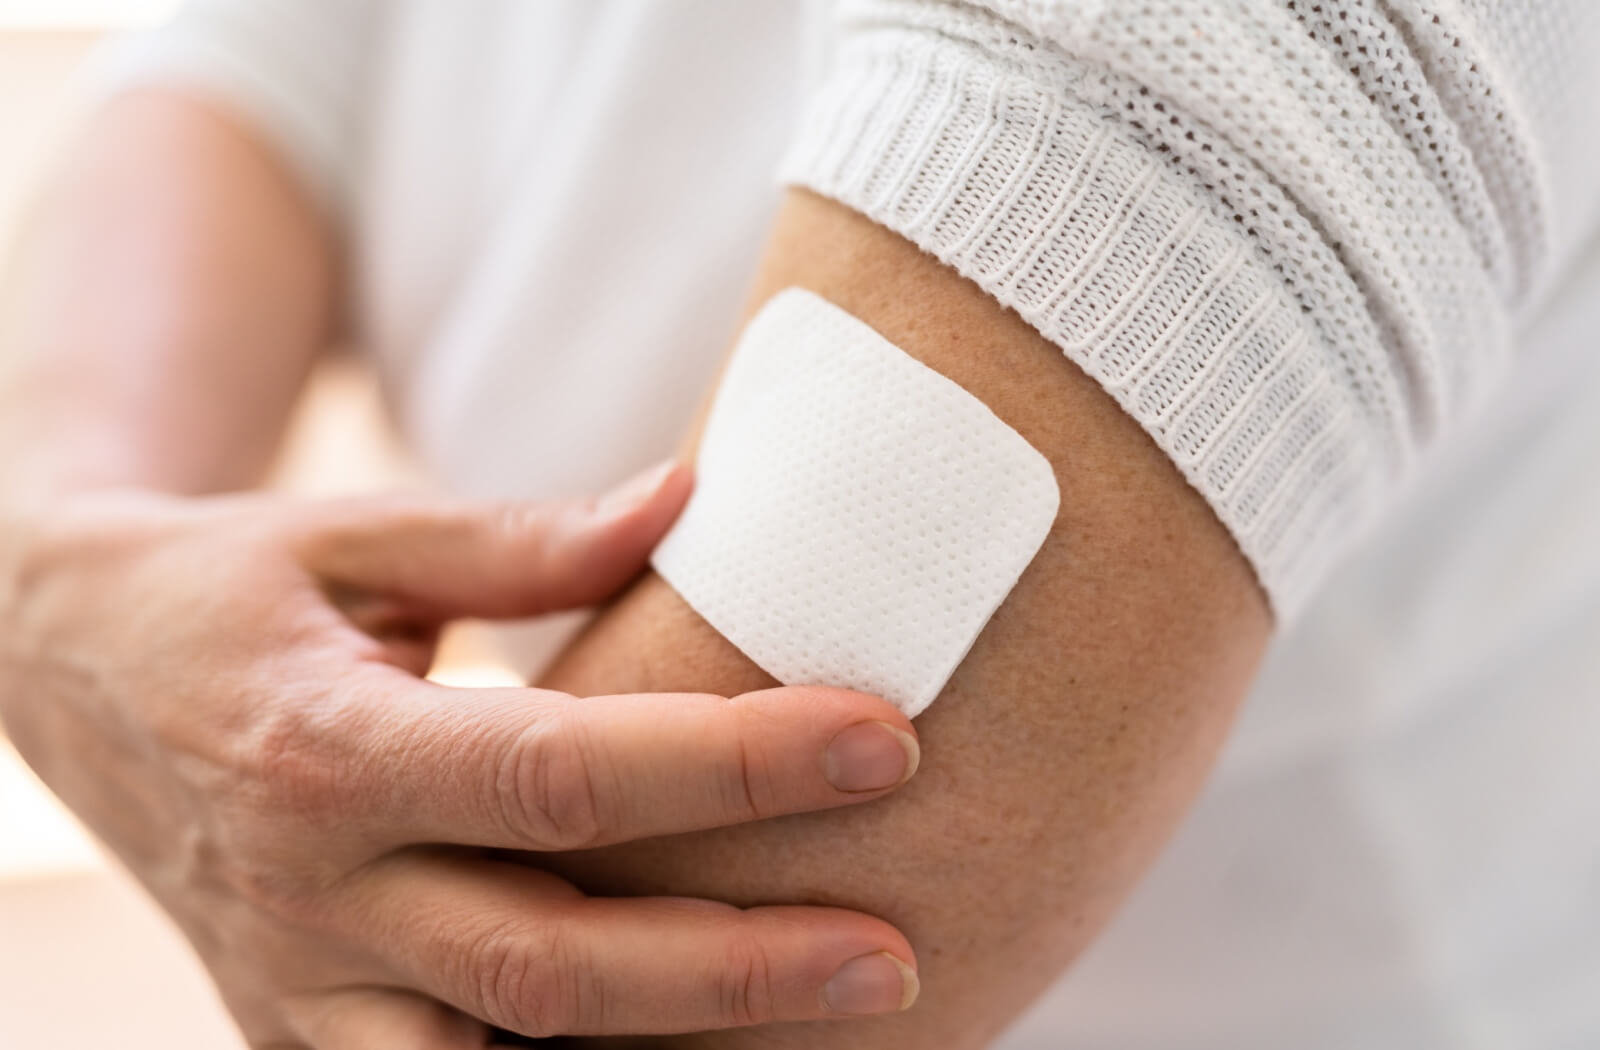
80, 26, 353, 221
780, 28, 1384, 620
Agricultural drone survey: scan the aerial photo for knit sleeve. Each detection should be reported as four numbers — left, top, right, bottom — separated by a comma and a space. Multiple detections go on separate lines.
781, 0, 1600, 619
82, 0, 383, 218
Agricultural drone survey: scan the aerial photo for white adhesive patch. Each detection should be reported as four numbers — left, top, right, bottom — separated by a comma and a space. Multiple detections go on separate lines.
652, 288, 1060, 717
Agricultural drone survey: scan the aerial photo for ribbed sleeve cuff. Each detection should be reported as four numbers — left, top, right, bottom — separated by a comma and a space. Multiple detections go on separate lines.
780, 28, 1380, 619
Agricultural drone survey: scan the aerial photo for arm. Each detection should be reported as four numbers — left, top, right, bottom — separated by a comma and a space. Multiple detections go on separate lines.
0, 89, 337, 498
535, 3, 1600, 1036
534, 189, 1273, 1047
0, 97, 923, 1045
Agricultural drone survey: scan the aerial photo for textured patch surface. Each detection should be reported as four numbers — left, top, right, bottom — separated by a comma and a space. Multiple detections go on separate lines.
652, 288, 1060, 717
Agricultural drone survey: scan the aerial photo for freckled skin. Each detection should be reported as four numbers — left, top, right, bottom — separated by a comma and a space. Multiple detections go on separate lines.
532, 190, 1272, 1050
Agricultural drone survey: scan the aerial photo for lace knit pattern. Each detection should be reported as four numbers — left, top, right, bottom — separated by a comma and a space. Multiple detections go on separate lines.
782, 0, 1556, 618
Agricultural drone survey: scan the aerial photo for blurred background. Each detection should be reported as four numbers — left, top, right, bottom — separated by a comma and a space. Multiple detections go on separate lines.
0, 6, 510, 1045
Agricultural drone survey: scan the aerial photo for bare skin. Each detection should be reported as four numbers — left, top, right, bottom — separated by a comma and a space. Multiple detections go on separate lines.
0, 96, 926, 1046
532, 190, 1275, 1049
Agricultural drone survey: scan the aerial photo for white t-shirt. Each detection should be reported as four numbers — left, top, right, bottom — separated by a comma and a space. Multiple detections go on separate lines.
99, 2, 1600, 1046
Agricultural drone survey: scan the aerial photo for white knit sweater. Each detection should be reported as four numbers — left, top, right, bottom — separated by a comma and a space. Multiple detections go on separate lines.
781, 0, 1600, 617
97, 0, 1600, 618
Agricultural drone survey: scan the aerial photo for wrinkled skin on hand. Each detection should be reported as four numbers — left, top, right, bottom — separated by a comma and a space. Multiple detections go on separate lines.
0, 468, 919, 1048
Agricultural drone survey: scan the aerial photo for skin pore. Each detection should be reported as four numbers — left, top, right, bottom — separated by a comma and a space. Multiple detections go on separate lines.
531, 189, 1274, 1048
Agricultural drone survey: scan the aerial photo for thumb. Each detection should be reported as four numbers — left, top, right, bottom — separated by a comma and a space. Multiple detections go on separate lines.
298, 459, 691, 619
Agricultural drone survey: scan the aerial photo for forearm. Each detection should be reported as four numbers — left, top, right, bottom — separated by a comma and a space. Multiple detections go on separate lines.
0, 89, 338, 502
532, 192, 1271, 1047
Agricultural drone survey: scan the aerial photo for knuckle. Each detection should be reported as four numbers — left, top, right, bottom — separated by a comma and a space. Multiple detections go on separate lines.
471, 920, 569, 1037
730, 730, 780, 822
719, 937, 780, 1027
487, 501, 550, 543
213, 847, 326, 933
247, 703, 348, 822
499, 709, 612, 850
207, 699, 356, 928
489, 503, 565, 582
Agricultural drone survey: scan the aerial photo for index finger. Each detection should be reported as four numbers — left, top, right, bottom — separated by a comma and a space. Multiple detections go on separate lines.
354, 670, 920, 852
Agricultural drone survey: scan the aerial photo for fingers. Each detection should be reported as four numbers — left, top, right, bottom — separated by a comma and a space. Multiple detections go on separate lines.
296, 460, 692, 620
352, 852, 919, 1038
282, 987, 488, 1050
364, 673, 919, 851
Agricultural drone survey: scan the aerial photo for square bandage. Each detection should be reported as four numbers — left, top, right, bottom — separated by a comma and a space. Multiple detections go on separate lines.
652, 288, 1060, 717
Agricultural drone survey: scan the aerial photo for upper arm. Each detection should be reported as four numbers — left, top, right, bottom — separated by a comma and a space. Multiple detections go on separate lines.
1, 0, 379, 497
0, 90, 339, 496
532, 189, 1272, 1049
87, 0, 383, 219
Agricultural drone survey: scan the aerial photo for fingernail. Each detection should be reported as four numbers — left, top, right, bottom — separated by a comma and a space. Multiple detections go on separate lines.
596, 459, 679, 519
822, 952, 920, 1015
823, 721, 919, 792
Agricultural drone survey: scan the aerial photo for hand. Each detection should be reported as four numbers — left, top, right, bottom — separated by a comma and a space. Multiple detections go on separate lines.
0, 463, 921, 1047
